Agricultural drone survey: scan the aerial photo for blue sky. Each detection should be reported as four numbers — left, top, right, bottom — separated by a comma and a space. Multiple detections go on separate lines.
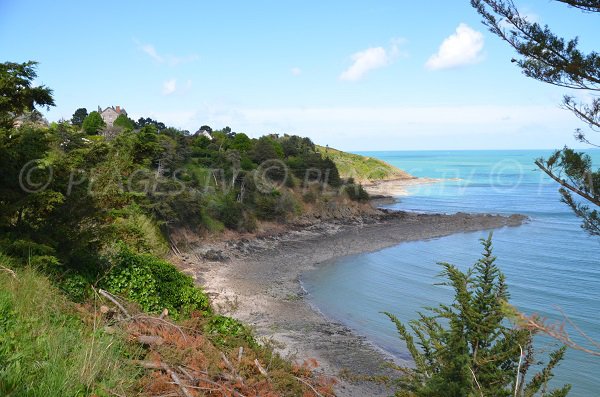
1, 1, 597, 150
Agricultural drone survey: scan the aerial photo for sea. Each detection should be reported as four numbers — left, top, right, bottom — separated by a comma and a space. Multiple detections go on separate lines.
301, 150, 600, 396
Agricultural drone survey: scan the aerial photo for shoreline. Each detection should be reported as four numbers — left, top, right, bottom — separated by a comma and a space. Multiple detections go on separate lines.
362, 176, 453, 197
184, 210, 526, 397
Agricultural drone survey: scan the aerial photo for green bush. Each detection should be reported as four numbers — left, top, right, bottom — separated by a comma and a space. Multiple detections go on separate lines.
205, 315, 257, 347
104, 245, 211, 319
109, 205, 169, 255
384, 235, 570, 397
0, 238, 55, 259
59, 272, 92, 302
345, 183, 369, 202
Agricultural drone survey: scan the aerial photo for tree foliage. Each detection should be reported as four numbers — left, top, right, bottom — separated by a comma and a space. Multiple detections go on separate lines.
471, 0, 600, 236
385, 234, 570, 397
81, 111, 105, 135
71, 107, 88, 127
112, 113, 135, 130
0, 61, 54, 129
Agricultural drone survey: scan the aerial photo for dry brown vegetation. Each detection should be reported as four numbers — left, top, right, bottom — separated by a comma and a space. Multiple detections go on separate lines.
89, 290, 337, 397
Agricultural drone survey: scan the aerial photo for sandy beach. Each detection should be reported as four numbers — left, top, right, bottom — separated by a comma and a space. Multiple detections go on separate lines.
363, 177, 449, 197
183, 210, 526, 396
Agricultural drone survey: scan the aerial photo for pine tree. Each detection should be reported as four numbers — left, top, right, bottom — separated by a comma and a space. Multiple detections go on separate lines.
384, 234, 571, 396
471, 0, 600, 236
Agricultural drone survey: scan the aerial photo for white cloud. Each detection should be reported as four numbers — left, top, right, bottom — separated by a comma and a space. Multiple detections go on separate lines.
425, 23, 484, 70
162, 79, 177, 95
340, 38, 407, 82
291, 67, 302, 76
135, 40, 198, 66
141, 44, 163, 62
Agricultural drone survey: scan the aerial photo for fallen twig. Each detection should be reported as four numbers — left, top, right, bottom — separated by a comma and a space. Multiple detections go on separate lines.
237, 346, 244, 364
98, 289, 131, 319
294, 376, 327, 397
177, 366, 196, 383
254, 359, 268, 376
162, 363, 193, 397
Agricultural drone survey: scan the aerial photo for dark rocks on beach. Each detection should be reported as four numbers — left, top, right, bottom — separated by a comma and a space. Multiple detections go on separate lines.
202, 249, 229, 262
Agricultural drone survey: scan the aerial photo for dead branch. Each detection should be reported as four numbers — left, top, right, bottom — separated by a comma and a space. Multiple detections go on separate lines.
518, 312, 600, 357
182, 378, 247, 397
294, 376, 327, 397
221, 351, 245, 384
177, 366, 196, 383
237, 346, 244, 364
254, 359, 268, 376
159, 308, 169, 319
131, 360, 164, 370
164, 364, 193, 397
98, 289, 131, 319
129, 314, 187, 341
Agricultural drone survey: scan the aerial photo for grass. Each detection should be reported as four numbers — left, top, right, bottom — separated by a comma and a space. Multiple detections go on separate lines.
0, 253, 337, 397
316, 145, 412, 183
0, 258, 140, 397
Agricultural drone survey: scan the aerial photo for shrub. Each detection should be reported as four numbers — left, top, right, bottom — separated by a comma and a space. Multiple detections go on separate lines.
0, 238, 55, 259
104, 245, 211, 318
204, 315, 257, 347
58, 272, 91, 302
109, 206, 169, 255
345, 183, 369, 202
384, 235, 570, 397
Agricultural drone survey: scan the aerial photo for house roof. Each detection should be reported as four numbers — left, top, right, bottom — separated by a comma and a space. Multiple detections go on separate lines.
101, 106, 127, 115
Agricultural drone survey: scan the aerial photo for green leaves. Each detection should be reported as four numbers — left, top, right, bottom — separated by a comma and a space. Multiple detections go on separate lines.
81, 111, 105, 135
103, 245, 211, 319
0, 61, 55, 130
385, 234, 570, 397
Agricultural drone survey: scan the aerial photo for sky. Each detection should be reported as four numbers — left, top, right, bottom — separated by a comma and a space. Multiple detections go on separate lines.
0, 1, 597, 151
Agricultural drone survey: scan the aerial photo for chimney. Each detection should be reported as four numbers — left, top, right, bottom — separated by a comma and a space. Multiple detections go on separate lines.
116, 106, 121, 114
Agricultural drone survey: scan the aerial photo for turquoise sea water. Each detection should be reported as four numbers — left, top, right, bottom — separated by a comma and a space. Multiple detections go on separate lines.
302, 150, 600, 396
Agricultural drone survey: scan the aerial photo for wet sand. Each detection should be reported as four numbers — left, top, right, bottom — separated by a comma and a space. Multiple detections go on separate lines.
187, 211, 526, 396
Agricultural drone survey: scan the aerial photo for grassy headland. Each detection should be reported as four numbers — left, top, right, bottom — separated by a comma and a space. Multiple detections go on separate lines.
316, 145, 412, 183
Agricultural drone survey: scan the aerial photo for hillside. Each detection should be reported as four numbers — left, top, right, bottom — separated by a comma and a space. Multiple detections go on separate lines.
316, 145, 413, 183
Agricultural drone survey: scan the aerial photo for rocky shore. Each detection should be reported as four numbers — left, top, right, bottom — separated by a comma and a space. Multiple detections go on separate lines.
182, 210, 526, 396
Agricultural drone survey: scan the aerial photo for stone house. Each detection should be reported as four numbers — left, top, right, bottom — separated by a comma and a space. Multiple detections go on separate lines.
99, 105, 127, 127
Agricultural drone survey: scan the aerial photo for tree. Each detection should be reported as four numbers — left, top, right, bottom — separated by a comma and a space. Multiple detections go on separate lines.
471, 0, 600, 236
0, 61, 54, 130
385, 234, 570, 397
113, 113, 135, 130
71, 108, 88, 127
82, 111, 105, 135
136, 117, 166, 131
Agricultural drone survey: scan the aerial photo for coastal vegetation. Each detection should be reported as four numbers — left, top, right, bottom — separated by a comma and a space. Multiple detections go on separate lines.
0, 60, 351, 396
385, 235, 570, 397
316, 144, 412, 183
